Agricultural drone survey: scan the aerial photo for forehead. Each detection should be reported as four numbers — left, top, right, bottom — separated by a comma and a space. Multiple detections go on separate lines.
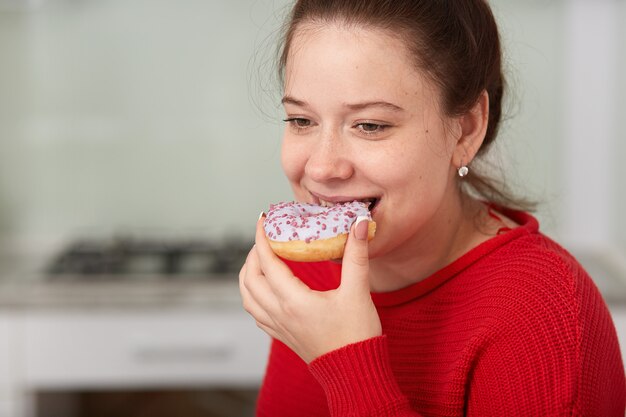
286, 22, 414, 75
283, 22, 441, 110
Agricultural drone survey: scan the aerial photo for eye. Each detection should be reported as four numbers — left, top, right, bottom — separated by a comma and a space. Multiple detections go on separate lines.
283, 117, 312, 130
354, 122, 391, 135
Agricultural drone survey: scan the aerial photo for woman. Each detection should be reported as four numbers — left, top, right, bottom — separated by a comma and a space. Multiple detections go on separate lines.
239, 0, 626, 415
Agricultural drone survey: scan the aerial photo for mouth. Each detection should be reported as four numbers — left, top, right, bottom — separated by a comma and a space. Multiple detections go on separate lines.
312, 193, 381, 213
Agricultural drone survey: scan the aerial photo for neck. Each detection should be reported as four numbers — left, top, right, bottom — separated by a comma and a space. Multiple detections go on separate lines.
368, 193, 485, 293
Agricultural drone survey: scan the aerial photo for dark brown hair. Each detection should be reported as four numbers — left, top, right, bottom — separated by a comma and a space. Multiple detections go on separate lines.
277, 0, 534, 210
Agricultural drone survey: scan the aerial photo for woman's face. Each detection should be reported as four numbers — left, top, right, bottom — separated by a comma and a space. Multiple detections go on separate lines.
281, 24, 461, 259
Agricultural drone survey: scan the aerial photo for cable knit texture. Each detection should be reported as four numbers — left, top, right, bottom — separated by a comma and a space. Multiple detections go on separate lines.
255, 210, 626, 417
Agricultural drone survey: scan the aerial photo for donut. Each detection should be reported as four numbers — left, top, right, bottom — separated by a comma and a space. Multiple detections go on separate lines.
263, 201, 376, 262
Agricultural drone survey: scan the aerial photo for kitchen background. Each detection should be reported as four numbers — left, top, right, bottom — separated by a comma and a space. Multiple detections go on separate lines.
0, 0, 625, 416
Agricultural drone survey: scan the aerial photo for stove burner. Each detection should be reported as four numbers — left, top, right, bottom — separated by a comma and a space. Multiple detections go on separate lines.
46, 237, 253, 279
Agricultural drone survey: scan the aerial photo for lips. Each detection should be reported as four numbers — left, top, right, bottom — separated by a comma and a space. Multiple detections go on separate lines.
311, 193, 380, 213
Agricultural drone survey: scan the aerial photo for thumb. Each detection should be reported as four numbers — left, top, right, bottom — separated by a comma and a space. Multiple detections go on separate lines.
340, 216, 371, 293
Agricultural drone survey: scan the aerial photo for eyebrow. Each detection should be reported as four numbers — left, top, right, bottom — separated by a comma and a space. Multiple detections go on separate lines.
281, 95, 404, 113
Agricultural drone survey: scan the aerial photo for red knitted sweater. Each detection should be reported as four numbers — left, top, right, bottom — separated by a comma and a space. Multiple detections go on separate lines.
255, 210, 626, 416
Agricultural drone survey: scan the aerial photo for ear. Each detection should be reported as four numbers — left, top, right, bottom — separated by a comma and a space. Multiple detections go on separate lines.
452, 90, 489, 168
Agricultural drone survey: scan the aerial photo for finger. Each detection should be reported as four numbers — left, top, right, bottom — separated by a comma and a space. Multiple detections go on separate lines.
239, 271, 275, 328
241, 247, 273, 304
254, 214, 291, 274
238, 251, 249, 282
255, 320, 280, 341
241, 252, 283, 312
239, 250, 278, 325
340, 216, 371, 293
254, 213, 309, 295
239, 248, 257, 282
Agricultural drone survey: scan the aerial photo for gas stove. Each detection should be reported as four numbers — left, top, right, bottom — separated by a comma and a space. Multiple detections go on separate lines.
46, 236, 253, 280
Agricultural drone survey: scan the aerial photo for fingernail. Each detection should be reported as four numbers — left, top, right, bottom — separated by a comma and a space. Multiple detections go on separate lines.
258, 211, 266, 221
354, 216, 369, 241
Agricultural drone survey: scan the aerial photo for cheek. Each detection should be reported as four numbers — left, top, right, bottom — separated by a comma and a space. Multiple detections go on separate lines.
381, 139, 452, 195
280, 138, 306, 183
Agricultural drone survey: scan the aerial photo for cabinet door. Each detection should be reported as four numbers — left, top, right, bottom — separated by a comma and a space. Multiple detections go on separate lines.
21, 309, 270, 389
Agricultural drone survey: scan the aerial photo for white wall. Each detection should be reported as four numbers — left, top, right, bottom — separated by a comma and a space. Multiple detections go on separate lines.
0, 0, 292, 243
490, 0, 566, 236
0, 0, 623, 256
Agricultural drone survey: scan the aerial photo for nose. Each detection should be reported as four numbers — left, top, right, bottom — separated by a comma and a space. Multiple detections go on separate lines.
304, 130, 354, 183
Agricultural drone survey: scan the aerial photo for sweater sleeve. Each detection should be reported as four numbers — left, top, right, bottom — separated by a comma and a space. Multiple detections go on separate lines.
308, 335, 423, 417
465, 261, 626, 417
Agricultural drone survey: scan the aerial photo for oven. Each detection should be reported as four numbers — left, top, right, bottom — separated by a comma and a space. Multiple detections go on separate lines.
1, 236, 268, 417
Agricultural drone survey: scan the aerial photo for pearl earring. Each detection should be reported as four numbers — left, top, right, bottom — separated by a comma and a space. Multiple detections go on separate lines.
458, 165, 469, 178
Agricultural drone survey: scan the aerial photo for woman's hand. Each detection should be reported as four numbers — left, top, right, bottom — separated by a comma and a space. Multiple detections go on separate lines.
239, 214, 382, 363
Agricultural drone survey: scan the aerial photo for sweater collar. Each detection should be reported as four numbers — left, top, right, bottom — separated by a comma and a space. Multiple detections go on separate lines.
370, 209, 539, 307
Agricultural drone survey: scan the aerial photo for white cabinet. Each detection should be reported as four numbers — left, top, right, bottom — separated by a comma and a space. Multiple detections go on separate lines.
0, 308, 269, 417
20, 309, 270, 390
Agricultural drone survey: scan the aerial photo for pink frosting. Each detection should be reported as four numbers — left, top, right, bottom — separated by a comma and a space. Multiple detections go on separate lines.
264, 201, 371, 243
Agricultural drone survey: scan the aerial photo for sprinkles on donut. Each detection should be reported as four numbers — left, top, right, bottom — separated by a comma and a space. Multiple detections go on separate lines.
263, 201, 376, 262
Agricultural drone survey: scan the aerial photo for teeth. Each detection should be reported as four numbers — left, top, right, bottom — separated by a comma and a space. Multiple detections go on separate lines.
318, 198, 377, 209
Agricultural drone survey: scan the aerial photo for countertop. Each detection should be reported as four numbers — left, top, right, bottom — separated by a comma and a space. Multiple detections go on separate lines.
0, 245, 243, 310
1, 244, 626, 310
